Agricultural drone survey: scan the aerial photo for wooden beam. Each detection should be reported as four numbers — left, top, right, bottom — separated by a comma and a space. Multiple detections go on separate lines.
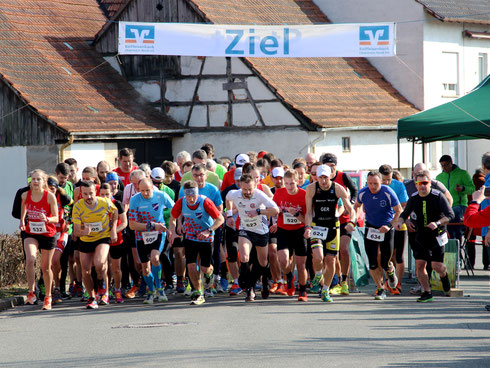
244, 86, 266, 127
185, 57, 206, 127
226, 57, 233, 127
156, 99, 278, 107
222, 81, 247, 90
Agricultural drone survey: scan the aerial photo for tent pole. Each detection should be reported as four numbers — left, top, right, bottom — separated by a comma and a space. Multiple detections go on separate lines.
422, 142, 425, 163
397, 138, 400, 171
412, 140, 415, 171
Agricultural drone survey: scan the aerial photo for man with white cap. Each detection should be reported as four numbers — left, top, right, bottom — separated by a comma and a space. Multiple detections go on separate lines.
221, 153, 250, 190
304, 164, 356, 303
226, 174, 279, 301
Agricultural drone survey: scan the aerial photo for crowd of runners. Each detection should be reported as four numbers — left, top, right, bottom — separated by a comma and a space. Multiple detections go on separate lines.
11, 144, 490, 310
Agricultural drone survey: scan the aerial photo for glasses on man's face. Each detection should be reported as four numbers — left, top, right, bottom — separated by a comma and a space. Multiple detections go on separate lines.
440, 162, 451, 168
416, 181, 430, 186
192, 173, 205, 178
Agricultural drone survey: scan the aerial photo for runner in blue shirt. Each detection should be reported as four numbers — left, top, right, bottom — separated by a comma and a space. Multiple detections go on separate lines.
128, 178, 174, 304
354, 171, 403, 301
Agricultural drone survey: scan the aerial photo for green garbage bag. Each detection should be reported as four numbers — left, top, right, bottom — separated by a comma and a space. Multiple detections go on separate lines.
349, 227, 370, 287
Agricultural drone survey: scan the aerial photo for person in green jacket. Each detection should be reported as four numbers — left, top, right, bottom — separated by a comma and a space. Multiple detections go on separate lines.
436, 155, 475, 241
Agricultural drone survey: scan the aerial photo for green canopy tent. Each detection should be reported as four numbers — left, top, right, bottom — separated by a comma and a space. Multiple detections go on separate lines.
398, 76, 490, 143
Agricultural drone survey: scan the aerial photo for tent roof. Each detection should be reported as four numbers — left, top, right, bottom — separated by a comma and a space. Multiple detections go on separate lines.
398, 76, 490, 142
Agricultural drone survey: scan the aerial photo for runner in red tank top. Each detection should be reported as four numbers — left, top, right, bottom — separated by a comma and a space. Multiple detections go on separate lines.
20, 169, 59, 310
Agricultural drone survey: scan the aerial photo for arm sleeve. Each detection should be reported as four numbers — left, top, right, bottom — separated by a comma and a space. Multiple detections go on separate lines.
71, 203, 81, 224
203, 198, 222, 219
462, 172, 476, 195
342, 173, 358, 202
439, 193, 455, 221
463, 204, 490, 228
115, 200, 124, 214
170, 198, 183, 219
61, 193, 73, 207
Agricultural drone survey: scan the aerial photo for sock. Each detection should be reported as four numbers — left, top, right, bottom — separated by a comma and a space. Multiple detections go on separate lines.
97, 279, 106, 294
299, 284, 306, 292
322, 285, 329, 293
341, 274, 348, 283
238, 262, 249, 289
278, 279, 284, 284
220, 262, 228, 278
143, 273, 155, 292
287, 272, 293, 283
151, 265, 162, 290
315, 271, 322, 277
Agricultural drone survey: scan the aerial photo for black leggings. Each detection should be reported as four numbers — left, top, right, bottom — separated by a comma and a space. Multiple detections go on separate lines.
364, 227, 394, 271
394, 229, 407, 264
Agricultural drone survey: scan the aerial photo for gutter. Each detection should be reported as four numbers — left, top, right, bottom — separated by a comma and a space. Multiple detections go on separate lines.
70, 129, 188, 136
320, 125, 396, 132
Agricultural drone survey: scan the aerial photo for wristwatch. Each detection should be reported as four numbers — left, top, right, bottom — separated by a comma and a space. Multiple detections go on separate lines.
256, 208, 261, 215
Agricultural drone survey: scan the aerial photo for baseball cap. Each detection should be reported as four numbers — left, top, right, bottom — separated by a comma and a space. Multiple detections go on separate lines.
234, 167, 243, 180
235, 153, 250, 167
257, 151, 267, 159
106, 172, 119, 182
150, 167, 165, 181
272, 167, 285, 178
316, 165, 332, 178
322, 153, 338, 165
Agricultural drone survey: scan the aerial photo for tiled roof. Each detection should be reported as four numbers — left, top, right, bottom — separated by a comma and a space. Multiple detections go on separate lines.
0, 0, 184, 134
186, 0, 417, 128
416, 0, 490, 24
98, 0, 127, 18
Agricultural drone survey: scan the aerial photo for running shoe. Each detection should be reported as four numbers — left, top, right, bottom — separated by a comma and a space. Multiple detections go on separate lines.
441, 273, 451, 293
137, 281, 147, 297
81, 291, 89, 302
341, 281, 349, 295
269, 282, 279, 294
41, 296, 52, 310
485, 304, 490, 311
395, 283, 402, 295
86, 297, 98, 309
384, 280, 399, 295
210, 285, 218, 294
176, 281, 185, 293
330, 284, 342, 295
298, 290, 308, 302
204, 288, 214, 298
261, 282, 270, 299
68, 282, 75, 298
254, 282, 263, 291
114, 290, 124, 303
144, 291, 154, 304
387, 269, 398, 289
191, 294, 205, 306
410, 284, 422, 295
74, 283, 84, 298
165, 284, 176, 295
184, 282, 192, 296
374, 288, 387, 300
215, 282, 224, 293
310, 274, 323, 294
417, 291, 434, 303
229, 284, 242, 296
155, 288, 168, 302
219, 277, 229, 292
275, 283, 288, 295
125, 285, 138, 299
97, 281, 107, 297
203, 275, 213, 290
25, 291, 37, 305
245, 288, 256, 302
286, 276, 296, 296
321, 290, 333, 303
99, 294, 109, 306
108, 289, 115, 300
191, 290, 201, 299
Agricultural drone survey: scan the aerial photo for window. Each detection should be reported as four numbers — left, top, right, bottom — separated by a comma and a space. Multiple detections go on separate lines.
342, 137, 351, 152
441, 52, 459, 96
478, 53, 488, 82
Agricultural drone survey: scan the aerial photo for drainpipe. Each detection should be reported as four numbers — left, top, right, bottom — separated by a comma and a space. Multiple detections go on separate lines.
59, 135, 74, 162
302, 130, 326, 155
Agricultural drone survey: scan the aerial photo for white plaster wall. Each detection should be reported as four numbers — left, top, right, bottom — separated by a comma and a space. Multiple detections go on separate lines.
313, 0, 425, 109
172, 129, 310, 165
65, 142, 118, 172
130, 80, 161, 103
311, 129, 424, 172
0, 146, 27, 234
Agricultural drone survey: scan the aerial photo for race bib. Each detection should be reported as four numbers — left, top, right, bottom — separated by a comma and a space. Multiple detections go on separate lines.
436, 232, 448, 247
142, 231, 159, 245
283, 212, 300, 225
242, 216, 261, 230
311, 226, 328, 240
30, 221, 47, 234
367, 227, 385, 242
87, 221, 103, 233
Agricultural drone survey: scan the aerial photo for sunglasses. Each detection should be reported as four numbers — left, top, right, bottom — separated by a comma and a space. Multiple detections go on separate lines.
416, 180, 430, 185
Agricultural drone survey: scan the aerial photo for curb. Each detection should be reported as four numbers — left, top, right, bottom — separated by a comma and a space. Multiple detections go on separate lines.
0, 296, 26, 312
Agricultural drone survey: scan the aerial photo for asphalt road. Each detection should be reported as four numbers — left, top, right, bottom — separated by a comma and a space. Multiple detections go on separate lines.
1, 269, 489, 368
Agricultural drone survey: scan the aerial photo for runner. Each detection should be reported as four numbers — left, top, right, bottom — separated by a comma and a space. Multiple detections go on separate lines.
226, 174, 280, 301
221, 153, 250, 190
20, 169, 59, 310
273, 169, 309, 301
180, 150, 220, 189
322, 153, 358, 295
174, 151, 191, 183
72, 180, 118, 309
354, 171, 402, 301
47, 176, 73, 304
114, 148, 138, 187
396, 170, 454, 302
304, 165, 356, 302
99, 183, 127, 303
64, 158, 79, 185
379, 164, 409, 295
129, 178, 174, 304
293, 162, 310, 189
169, 181, 224, 305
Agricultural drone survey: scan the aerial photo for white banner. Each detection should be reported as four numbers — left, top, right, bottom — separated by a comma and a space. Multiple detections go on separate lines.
118, 22, 396, 58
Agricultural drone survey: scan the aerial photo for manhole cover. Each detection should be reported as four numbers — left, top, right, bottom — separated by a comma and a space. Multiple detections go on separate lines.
112, 322, 197, 329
